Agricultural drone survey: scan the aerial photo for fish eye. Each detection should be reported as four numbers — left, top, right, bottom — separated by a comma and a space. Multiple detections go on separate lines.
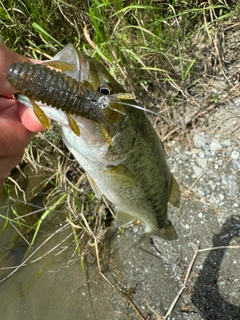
98, 82, 113, 95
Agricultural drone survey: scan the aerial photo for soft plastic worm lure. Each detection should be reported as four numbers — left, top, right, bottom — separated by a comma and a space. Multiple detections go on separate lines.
7, 61, 135, 141
7, 62, 109, 125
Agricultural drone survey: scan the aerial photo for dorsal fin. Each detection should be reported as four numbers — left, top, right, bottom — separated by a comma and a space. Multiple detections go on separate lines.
168, 174, 181, 208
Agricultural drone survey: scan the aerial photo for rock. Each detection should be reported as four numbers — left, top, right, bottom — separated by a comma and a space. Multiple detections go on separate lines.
204, 188, 211, 195
204, 144, 212, 158
196, 157, 208, 169
231, 150, 239, 160
198, 187, 205, 196
210, 140, 222, 151
219, 194, 224, 200
198, 150, 205, 158
193, 132, 206, 148
191, 148, 199, 155
198, 212, 203, 219
232, 160, 240, 170
193, 165, 202, 176
221, 139, 231, 147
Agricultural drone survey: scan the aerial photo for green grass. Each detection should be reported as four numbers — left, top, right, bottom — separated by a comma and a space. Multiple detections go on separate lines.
0, 1, 235, 76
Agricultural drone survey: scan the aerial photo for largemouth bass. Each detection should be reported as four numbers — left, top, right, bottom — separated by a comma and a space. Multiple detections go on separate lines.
7, 44, 181, 240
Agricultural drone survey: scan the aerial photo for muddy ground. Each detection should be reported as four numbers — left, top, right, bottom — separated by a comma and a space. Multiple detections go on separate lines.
1, 23, 240, 320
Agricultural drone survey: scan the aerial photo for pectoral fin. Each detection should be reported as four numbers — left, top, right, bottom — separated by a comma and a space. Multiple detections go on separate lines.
101, 125, 113, 146
168, 174, 181, 208
115, 209, 135, 227
105, 165, 134, 187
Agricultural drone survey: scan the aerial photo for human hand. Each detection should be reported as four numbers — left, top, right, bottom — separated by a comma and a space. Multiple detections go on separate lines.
0, 43, 45, 187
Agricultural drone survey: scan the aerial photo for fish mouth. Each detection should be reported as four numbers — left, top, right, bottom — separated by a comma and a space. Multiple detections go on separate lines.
50, 44, 88, 82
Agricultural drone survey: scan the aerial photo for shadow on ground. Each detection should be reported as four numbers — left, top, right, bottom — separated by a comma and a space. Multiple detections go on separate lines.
192, 216, 240, 320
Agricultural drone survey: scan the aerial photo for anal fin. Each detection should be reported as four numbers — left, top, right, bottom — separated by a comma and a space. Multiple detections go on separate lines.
115, 209, 135, 227
87, 173, 102, 199
150, 220, 178, 241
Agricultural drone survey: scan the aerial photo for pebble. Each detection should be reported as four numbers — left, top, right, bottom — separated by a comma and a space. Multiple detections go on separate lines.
204, 188, 211, 195
204, 144, 212, 158
193, 132, 206, 148
196, 157, 208, 169
221, 139, 231, 147
193, 165, 202, 176
198, 187, 211, 196
198, 212, 203, 219
210, 140, 222, 151
132, 226, 139, 233
219, 194, 224, 200
198, 188, 205, 196
231, 150, 239, 160
198, 150, 205, 158
191, 148, 199, 155
232, 160, 240, 170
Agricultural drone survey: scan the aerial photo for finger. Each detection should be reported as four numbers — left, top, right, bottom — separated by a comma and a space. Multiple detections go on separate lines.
0, 95, 17, 112
0, 152, 23, 178
0, 105, 34, 156
0, 177, 5, 188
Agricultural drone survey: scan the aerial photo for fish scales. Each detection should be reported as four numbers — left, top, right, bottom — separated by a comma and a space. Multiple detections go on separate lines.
7, 44, 181, 241
7, 62, 107, 124
75, 106, 174, 233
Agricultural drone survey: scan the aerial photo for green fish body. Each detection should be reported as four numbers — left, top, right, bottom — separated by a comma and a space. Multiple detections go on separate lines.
10, 44, 181, 240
